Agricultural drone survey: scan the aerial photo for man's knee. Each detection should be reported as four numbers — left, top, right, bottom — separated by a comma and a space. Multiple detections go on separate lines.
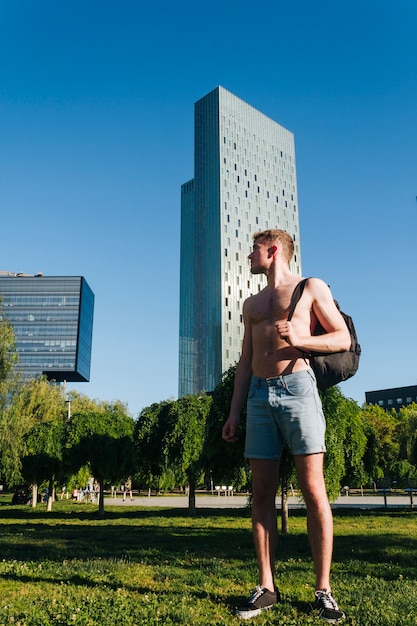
251, 459, 279, 498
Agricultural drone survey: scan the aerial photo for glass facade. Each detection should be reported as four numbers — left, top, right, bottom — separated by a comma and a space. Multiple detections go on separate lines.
179, 86, 302, 396
0, 274, 94, 382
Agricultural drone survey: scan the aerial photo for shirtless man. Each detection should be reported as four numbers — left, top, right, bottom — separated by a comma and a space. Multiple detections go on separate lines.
222, 229, 350, 623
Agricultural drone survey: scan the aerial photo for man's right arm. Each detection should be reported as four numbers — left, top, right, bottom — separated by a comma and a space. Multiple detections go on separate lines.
222, 314, 253, 443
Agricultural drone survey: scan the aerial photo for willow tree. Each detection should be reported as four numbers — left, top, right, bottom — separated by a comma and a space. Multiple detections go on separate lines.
134, 400, 175, 495
362, 403, 400, 484
203, 366, 249, 491
22, 419, 66, 510
0, 309, 19, 485
135, 395, 212, 514
163, 394, 212, 515
2, 376, 66, 495
396, 403, 417, 485
65, 400, 135, 518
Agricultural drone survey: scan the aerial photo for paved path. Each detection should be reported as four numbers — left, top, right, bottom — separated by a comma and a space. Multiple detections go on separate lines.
105, 493, 416, 510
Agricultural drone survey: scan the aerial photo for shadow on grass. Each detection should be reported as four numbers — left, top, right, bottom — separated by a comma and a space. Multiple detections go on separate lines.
0, 505, 416, 583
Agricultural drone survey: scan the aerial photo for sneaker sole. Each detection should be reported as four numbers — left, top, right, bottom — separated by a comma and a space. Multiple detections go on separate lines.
235, 604, 274, 620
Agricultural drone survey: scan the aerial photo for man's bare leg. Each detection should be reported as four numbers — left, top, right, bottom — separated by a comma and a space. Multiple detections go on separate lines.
294, 453, 333, 590
250, 458, 280, 592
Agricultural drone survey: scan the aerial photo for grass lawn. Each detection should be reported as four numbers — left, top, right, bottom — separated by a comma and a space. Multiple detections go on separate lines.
0, 495, 416, 625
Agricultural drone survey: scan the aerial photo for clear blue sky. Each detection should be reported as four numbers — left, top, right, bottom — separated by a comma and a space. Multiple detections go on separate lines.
1, 0, 416, 416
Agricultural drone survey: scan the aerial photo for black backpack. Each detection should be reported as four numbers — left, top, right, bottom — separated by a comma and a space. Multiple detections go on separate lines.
287, 278, 361, 391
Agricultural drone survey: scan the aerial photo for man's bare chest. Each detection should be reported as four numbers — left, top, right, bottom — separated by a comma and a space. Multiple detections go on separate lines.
247, 290, 292, 324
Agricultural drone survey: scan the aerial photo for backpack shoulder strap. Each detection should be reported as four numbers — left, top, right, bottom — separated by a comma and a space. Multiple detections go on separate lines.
287, 278, 310, 321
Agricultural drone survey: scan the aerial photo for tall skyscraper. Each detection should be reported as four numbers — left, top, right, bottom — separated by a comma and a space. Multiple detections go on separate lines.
0, 273, 94, 382
179, 86, 302, 396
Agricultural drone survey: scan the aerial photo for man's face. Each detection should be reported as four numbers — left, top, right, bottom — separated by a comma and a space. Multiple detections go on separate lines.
248, 237, 272, 274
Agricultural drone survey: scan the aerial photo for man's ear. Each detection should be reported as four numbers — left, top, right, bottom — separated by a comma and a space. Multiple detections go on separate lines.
268, 245, 278, 257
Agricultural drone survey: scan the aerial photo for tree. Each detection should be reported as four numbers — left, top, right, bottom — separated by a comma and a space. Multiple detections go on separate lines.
0, 309, 19, 485
0, 304, 18, 382
135, 396, 212, 514
65, 400, 135, 518
320, 386, 350, 500
362, 404, 399, 484
134, 400, 175, 494
1, 377, 66, 492
396, 403, 417, 484
203, 366, 249, 490
22, 419, 66, 510
339, 396, 368, 488
163, 394, 212, 514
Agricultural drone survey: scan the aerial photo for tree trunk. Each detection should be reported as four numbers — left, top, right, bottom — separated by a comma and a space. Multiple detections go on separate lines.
280, 448, 289, 534
31, 484, 38, 508
188, 477, 196, 516
281, 476, 289, 534
46, 478, 54, 512
98, 480, 105, 518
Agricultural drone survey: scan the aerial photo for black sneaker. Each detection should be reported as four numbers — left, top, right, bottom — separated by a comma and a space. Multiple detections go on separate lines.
314, 590, 345, 623
235, 585, 278, 620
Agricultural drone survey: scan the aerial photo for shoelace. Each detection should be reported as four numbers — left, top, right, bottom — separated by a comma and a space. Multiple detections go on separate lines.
249, 586, 266, 603
316, 591, 339, 610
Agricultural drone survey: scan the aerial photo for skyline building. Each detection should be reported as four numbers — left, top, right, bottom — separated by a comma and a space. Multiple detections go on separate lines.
0, 273, 94, 383
179, 86, 302, 396
365, 385, 417, 411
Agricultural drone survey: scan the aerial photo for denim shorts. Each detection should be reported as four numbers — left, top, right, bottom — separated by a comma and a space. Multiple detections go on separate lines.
245, 370, 326, 460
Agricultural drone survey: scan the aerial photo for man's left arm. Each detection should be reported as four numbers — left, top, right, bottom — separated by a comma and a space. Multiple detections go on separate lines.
277, 278, 351, 353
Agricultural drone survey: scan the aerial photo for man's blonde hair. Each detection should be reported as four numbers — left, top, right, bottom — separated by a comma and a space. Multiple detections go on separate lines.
253, 229, 294, 263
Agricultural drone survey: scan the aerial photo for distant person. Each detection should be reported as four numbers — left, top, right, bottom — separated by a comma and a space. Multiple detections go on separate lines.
123, 477, 134, 502
222, 229, 350, 623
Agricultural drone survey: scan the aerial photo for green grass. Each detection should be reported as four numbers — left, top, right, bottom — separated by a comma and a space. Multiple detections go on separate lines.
0, 496, 416, 625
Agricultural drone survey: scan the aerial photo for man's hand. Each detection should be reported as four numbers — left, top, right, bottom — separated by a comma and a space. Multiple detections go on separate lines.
222, 416, 240, 443
275, 320, 298, 346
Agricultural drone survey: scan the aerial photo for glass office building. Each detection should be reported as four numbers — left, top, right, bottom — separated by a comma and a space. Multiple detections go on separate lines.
179, 87, 302, 396
0, 273, 94, 382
